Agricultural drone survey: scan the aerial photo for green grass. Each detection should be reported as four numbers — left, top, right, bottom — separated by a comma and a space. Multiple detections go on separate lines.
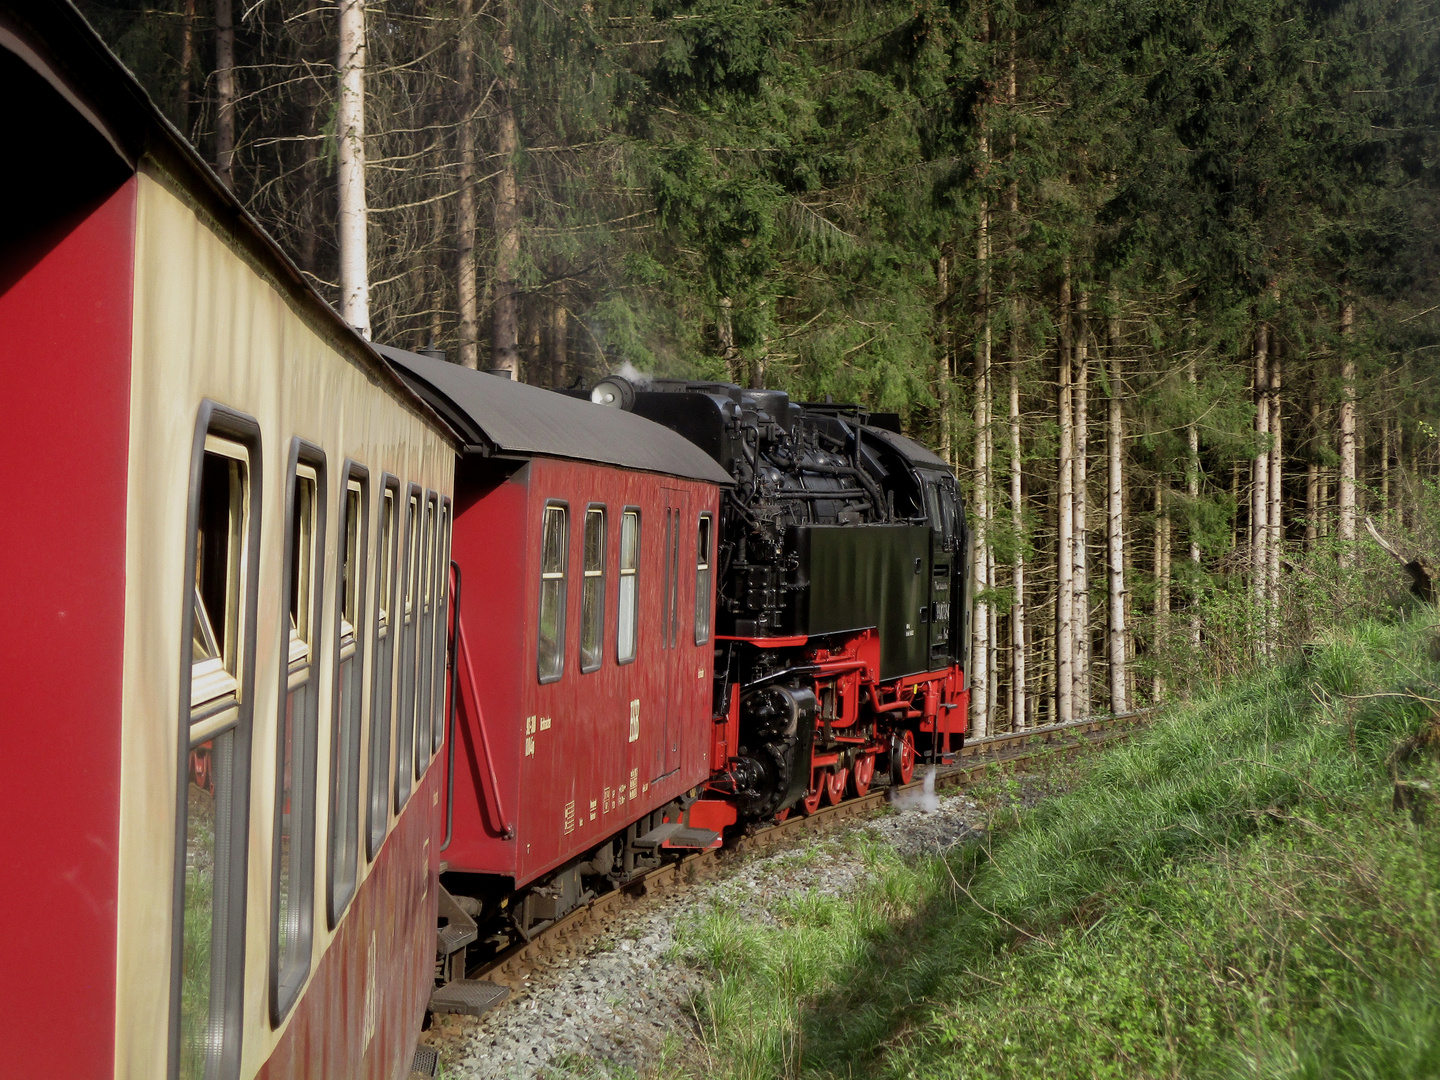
666, 615, 1440, 1080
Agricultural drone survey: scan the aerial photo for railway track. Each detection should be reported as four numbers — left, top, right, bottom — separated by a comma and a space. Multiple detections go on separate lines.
449, 708, 1156, 1005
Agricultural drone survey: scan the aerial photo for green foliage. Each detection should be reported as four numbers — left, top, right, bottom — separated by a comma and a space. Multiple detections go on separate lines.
659, 615, 1440, 1080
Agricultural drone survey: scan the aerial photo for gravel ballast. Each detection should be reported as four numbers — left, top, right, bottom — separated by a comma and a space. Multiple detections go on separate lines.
421, 778, 989, 1079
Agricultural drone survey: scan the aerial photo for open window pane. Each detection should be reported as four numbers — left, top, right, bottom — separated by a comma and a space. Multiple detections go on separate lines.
395, 492, 420, 809
178, 430, 252, 1080
272, 456, 323, 1022
537, 504, 568, 682
580, 508, 605, 672
329, 477, 365, 923
367, 485, 397, 859
695, 514, 713, 645
617, 510, 639, 664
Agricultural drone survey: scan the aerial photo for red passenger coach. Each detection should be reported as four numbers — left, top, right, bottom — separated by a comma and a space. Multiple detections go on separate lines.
381, 350, 733, 947
1, 8, 456, 1080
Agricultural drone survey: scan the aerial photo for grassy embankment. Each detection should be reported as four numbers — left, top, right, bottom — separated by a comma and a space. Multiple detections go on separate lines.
668, 615, 1440, 1079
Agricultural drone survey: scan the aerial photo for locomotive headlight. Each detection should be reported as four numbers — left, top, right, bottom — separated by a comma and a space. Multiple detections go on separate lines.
590, 375, 636, 411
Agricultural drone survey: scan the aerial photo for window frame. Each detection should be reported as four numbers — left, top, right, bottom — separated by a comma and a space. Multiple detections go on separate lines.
365, 476, 400, 862
169, 402, 262, 1080
393, 484, 422, 812
431, 496, 453, 755
414, 491, 439, 779
695, 512, 714, 646
616, 508, 641, 666
579, 504, 607, 674
537, 500, 570, 685
327, 463, 368, 928
269, 438, 327, 1027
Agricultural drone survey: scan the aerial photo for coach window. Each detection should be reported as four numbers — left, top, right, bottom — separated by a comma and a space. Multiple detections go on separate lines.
431, 498, 453, 755
695, 514, 713, 645
617, 509, 640, 664
414, 493, 438, 778
271, 445, 326, 1024
580, 507, 606, 673
174, 419, 259, 1080
366, 479, 399, 860
537, 503, 569, 683
328, 469, 367, 925
394, 487, 421, 809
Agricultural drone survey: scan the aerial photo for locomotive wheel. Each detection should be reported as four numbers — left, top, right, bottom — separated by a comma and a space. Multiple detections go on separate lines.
774, 807, 791, 822
800, 771, 825, 815
823, 766, 848, 806
849, 752, 876, 798
891, 730, 917, 786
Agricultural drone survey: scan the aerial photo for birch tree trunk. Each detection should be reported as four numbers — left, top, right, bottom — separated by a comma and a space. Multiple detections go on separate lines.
1381, 417, 1391, 517
215, 0, 236, 189
1009, 350, 1027, 730
1187, 355, 1201, 648
492, 2, 521, 377
456, 0, 479, 368
1306, 384, 1320, 549
1056, 269, 1075, 724
971, 192, 992, 739
1152, 476, 1167, 701
1267, 346, 1283, 626
1106, 292, 1128, 713
1072, 291, 1091, 717
1250, 322, 1270, 644
938, 253, 953, 467
1338, 298, 1358, 558
337, 0, 370, 338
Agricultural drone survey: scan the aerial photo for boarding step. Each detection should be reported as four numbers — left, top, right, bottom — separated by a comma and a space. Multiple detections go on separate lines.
410, 1044, 440, 1078
633, 821, 721, 850
430, 979, 511, 1018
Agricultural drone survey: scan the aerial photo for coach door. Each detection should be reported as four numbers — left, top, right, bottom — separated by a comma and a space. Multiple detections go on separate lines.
654, 490, 688, 781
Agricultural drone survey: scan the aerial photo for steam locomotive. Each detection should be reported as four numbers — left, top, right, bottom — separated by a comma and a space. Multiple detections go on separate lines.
591, 374, 972, 821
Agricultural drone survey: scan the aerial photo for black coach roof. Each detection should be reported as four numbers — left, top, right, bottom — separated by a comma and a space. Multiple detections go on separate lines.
378, 347, 736, 485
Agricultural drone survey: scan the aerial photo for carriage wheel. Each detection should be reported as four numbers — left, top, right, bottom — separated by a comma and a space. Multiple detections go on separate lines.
850, 752, 876, 798
891, 730, 917, 786
823, 766, 848, 806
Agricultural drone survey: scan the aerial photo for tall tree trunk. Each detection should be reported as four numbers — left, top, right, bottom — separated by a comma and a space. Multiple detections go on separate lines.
551, 288, 569, 387
1056, 268, 1075, 724
1338, 297, 1358, 558
215, 0, 236, 189
1152, 476, 1167, 702
718, 297, 738, 383
1381, 416, 1391, 518
938, 253, 953, 467
1009, 348, 1027, 730
455, 0, 479, 368
1267, 346, 1283, 631
491, 2, 521, 376
178, 0, 196, 134
337, 0, 369, 337
1073, 291, 1091, 717
1306, 382, 1320, 549
1250, 322, 1270, 644
971, 193, 992, 739
1187, 354, 1201, 648
1106, 291, 1128, 713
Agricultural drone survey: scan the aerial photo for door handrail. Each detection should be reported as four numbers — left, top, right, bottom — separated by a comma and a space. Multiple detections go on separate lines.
450, 576, 514, 840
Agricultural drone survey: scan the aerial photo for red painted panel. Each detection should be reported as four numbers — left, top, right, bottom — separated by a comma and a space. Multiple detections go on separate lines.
257, 765, 441, 1080
0, 180, 136, 1078
445, 457, 721, 886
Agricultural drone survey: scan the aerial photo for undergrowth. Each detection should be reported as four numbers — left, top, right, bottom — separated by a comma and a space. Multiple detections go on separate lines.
668, 614, 1440, 1080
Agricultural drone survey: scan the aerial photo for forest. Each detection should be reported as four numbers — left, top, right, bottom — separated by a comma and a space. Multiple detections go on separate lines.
82, 0, 1440, 736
